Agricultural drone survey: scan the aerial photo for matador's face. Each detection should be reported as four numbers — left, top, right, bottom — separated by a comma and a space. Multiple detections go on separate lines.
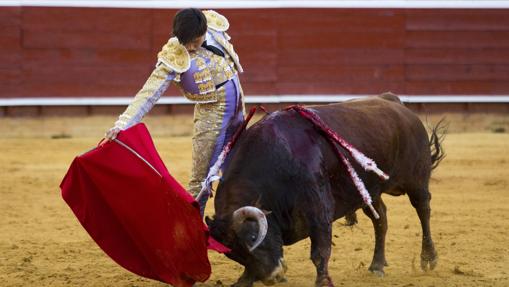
184, 33, 206, 52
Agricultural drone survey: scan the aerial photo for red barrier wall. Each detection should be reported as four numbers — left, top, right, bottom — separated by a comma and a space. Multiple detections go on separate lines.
1, 7, 509, 99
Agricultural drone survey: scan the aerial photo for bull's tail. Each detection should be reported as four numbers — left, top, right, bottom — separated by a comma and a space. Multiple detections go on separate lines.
429, 118, 447, 170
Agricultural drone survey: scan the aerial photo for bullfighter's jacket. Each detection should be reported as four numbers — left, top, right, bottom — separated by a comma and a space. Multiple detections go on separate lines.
114, 10, 245, 210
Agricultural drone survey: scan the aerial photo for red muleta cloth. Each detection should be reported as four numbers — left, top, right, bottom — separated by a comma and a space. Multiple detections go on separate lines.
60, 123, 229, 287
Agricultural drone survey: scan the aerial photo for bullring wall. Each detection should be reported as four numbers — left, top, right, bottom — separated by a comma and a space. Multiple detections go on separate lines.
1, 2, 509, 115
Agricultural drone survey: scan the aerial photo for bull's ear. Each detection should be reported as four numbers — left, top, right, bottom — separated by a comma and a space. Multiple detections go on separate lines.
262, 210, 272, 216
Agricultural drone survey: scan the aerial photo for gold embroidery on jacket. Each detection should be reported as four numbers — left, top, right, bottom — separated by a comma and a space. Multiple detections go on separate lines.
208, 30, 243, 73
198, 81, 215, 95
178, 48, 237, 103
203, 10, 229, 32
195, 57, 207, 70
193, 69, 212, 84
157, 37, 190, 73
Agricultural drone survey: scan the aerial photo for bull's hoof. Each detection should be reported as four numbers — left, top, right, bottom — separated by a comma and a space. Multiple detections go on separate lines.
420, 250, 438, 271
368, 269, 385, 277
315, 275, 334, 287
420, 256, 438, 271
368, 262, 386, 277
232, 270, 255, 287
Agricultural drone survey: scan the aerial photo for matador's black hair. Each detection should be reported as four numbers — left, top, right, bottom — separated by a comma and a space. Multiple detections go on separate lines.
172, 8, 207, 45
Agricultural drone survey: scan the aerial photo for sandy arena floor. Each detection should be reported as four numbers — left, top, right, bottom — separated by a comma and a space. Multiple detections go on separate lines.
0, 113, 508, 286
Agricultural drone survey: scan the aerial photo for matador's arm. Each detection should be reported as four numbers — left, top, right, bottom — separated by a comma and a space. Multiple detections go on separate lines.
114, 64, 175, 130
114, 37, 191, 130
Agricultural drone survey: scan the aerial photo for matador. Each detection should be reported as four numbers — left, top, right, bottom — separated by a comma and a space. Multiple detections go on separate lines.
106, 9, 245, 215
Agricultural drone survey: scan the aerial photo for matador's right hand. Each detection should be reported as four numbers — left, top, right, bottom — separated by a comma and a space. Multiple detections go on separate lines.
105, 126, 121, 141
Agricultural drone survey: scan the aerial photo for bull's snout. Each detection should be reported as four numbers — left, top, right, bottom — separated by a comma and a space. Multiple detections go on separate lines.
261, 258, 287, 286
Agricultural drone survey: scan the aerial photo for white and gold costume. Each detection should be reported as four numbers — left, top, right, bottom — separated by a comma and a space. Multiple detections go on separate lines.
114, 10, 245, 214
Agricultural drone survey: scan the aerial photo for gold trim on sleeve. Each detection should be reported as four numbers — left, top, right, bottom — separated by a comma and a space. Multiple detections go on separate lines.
115, 64, 174, 129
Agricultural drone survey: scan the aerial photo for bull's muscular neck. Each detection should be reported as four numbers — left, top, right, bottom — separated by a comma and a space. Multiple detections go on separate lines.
215, 111, 332, 242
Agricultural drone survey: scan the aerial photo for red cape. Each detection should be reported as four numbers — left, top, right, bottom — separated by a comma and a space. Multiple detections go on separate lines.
60, 123, 229, 287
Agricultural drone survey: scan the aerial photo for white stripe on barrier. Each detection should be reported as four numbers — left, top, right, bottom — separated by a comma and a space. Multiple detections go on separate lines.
1, 95, 509, 106
1, 0, 509, 9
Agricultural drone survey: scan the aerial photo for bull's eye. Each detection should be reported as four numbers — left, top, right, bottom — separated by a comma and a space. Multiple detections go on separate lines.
250, 235, 257, 242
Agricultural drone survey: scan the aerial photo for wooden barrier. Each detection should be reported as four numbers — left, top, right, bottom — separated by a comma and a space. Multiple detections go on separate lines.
0, 6, 509, 114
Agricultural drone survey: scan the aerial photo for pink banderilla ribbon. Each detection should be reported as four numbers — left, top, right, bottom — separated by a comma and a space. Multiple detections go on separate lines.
288, 105, 389, 219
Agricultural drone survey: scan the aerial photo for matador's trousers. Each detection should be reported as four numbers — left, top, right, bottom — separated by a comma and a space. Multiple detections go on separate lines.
188, 77, 244, 215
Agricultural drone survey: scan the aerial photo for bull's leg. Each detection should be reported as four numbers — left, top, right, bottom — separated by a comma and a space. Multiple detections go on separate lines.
231, 269, 255, 287
309, 223, 334, 287
362, 197, 388, 276
407, 187, 438, 271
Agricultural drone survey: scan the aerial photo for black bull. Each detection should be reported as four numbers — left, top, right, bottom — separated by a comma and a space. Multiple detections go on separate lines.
207, 94, 445, 287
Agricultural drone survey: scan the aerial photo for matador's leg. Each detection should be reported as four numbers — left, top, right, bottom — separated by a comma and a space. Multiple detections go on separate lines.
188, 81, 243, 216
188, 112, 221, 215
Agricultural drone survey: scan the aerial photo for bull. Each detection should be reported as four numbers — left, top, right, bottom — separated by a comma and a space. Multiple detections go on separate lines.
206, 94, 445, 286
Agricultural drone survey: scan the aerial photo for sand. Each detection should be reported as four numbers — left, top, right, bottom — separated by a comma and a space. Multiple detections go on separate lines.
0, 113, 508, 286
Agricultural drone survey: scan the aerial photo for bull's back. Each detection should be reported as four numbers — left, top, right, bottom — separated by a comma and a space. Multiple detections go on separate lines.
313, 95, 416, 135
316, 96, 426, 149
254, 95, 429, 181
313, 96, 431, 191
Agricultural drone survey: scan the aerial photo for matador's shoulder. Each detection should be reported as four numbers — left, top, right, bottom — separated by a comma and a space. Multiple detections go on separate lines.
157, 37, 190, 73
157, 11, 230, 73
203, 10, 229, 32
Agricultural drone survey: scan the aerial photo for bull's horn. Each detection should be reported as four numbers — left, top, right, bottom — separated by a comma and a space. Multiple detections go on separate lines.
232, 206, 268, 252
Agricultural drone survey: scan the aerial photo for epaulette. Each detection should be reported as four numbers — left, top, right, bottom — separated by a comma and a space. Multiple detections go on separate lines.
203, 10, 229, 32
157, 37, 190, 73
